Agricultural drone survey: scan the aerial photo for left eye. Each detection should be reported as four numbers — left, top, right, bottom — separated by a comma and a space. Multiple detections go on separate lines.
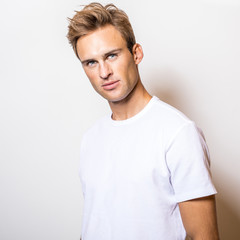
108, 54, 117, 59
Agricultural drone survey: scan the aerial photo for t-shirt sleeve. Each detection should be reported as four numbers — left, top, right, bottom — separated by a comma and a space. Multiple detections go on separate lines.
165, 121, 217, 203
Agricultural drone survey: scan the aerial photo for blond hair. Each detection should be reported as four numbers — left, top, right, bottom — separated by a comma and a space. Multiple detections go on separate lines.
67, 2, 136, 58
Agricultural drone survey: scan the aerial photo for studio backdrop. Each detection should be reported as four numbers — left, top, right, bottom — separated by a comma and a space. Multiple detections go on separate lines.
0, 0, 240, 239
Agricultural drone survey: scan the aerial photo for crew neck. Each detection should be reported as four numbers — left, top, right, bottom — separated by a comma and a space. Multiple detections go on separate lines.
109, 96, 157, 126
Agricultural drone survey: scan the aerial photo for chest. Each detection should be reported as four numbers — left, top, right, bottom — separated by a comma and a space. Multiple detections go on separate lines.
80, 127, 169, 191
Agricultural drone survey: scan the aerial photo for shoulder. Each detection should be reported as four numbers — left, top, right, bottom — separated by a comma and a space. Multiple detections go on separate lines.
149, 96, 193, 134
152, 96, 191, 123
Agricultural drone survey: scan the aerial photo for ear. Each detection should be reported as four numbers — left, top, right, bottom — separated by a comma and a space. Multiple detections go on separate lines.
132, 43, 143, 64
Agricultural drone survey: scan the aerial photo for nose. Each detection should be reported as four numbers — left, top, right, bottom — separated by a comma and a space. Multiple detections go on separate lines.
99, 62, 112, 80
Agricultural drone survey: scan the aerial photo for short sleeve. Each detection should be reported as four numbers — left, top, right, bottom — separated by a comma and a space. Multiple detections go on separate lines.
166, 122, 217, 202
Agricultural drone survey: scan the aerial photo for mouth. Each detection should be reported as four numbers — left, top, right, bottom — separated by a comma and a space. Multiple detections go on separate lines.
102, 80, 120, 90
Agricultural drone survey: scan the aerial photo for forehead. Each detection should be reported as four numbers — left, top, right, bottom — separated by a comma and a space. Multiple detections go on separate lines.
76, 25, 127, 59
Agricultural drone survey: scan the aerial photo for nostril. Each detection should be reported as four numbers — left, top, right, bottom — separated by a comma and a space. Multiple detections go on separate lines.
99, 63, 112, 79
100, 72, 112, 80
100, 69, 112, 80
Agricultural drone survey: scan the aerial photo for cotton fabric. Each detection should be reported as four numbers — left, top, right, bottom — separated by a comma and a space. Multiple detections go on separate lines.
79, 96, 216, 240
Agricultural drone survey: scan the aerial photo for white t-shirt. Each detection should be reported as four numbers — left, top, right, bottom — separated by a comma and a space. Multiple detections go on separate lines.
79, 96, 216, 240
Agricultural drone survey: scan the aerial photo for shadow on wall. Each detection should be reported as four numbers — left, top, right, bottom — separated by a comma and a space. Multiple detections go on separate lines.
148, 71, 240, 240
216, 195, 240, 240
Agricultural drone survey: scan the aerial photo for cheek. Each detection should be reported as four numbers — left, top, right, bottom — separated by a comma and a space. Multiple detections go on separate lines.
115, 58, 136, 78
122, 61, 138, 82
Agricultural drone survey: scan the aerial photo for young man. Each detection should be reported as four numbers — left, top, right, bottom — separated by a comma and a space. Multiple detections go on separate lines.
67, 3, 219, 240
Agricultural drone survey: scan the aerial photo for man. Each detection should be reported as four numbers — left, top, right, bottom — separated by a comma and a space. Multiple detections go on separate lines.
67, 3, 219, 240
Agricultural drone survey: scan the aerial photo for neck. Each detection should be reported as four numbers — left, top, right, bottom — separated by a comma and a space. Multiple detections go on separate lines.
109, 80, 152, 121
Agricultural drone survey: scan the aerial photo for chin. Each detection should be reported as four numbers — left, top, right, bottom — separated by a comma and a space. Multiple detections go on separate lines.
105, 96, 123, 103
99, 92, 122, 103
104, 92, 132, 104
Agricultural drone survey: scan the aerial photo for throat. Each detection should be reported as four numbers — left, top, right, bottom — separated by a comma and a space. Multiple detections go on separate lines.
110, 90, 152, 121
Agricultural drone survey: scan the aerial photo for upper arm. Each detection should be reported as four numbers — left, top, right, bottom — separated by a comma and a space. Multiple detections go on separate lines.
179, 195, 220, 240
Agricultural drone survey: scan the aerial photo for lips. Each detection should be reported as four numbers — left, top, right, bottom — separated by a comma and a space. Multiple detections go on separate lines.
102, 80, 120, 90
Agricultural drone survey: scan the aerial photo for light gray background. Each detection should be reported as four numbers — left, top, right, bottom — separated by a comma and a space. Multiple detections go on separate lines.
0, 0, 240, 239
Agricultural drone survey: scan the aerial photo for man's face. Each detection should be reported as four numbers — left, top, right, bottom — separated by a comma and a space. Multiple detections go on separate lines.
76, 25, 142, 103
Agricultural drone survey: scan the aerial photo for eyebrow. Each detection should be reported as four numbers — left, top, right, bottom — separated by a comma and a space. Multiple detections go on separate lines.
81, 48, 122, 65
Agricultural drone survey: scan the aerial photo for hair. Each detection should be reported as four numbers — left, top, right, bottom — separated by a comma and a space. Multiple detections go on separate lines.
67, 2, 136, 59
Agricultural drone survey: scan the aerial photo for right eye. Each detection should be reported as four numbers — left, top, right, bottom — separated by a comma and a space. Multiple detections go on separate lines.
86, 60, 97, 67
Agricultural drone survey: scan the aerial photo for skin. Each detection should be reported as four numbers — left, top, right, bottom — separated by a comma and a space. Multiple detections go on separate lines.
76, 24, 151, 120
179, 195, 220, 239
76, 24, 219, 239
